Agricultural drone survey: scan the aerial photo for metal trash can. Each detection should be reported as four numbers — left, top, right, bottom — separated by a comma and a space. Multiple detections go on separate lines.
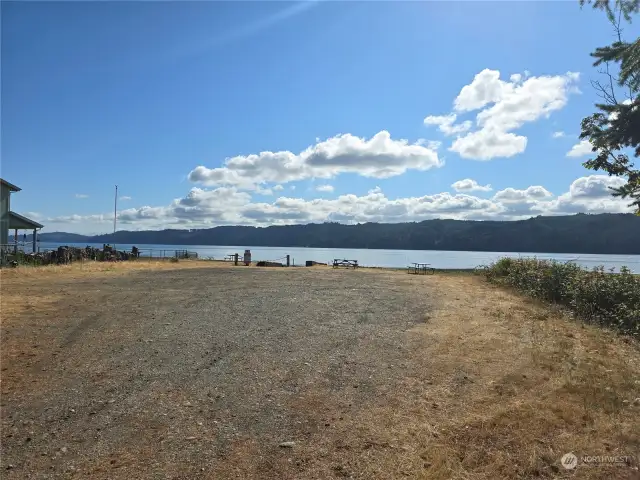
244, 249, 251, 266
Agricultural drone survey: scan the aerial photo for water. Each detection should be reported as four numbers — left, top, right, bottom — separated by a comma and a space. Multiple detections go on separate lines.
28, 242, 640, 272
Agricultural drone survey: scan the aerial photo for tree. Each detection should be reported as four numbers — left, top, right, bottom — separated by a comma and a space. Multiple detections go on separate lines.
579, 0, 640, 213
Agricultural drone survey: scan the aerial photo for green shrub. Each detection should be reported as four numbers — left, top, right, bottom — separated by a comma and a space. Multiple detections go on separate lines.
479, 258, 640, 338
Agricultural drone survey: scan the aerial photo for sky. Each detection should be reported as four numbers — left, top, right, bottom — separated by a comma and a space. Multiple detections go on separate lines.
1, 0, 638, 234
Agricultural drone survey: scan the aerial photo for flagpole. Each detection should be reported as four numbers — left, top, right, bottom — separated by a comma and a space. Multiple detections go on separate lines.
114, 185, 118, 234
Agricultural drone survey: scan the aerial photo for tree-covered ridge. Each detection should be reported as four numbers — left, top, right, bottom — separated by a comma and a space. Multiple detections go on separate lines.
37, 213, 640, 255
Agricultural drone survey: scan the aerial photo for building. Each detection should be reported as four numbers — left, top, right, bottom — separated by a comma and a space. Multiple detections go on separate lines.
1, 178, 44, 261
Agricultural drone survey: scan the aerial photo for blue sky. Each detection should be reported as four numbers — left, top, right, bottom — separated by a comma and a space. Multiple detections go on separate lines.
1, 1, 637, 234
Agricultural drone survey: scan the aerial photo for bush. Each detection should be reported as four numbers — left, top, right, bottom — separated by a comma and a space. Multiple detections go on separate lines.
479, 258, 640, 337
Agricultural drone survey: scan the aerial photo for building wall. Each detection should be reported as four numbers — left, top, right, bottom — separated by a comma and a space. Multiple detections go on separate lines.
0, 184, 10, 246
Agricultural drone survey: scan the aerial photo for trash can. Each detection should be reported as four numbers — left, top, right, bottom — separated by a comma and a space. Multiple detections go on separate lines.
244, 249, 251, 266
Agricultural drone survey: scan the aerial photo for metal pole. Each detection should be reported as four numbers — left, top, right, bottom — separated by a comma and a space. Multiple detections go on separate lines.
113, 185, 118, 234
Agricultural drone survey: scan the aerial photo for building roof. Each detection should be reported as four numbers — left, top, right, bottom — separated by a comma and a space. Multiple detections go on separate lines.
0, 178, 22, 192
8, 211, 43, 229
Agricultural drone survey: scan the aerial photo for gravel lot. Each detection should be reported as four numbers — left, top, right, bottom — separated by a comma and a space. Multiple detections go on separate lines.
1, 266, 435, 479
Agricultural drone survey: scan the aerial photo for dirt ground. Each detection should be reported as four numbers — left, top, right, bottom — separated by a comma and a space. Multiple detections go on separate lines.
1, 262, 639, 479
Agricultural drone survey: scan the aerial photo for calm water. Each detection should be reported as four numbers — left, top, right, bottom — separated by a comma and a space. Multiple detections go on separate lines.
28, 242, 640, 273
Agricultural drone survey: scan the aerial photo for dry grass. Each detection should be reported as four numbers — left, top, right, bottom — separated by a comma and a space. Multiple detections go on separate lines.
1, 263, 638, 479
0, 258, 230, 279
399, 276, 640, 479
203, 274, 640, 479
0, 260, 220, 319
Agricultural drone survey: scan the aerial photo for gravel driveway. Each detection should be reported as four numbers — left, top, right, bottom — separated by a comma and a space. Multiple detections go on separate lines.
1, 267, 434, 479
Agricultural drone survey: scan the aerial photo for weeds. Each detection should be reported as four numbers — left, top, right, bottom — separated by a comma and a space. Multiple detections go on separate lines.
479, 258, 640, 338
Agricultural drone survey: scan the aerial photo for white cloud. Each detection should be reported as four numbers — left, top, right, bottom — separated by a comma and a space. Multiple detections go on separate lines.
566, 139, 594, 157
429, 69, 580, 160
187, 130, 442, 189
490, 185, 554, 216
43, 175, 634, 234
536, 175, 628, 215
567, 174, 625, 199
75, 194, 89, 199
450, 128, 527, 160
315, 184, 334, 193
454, 69, 512, 112
273, 184, 284, 191
552, 131, 565, 138
451, 179, 493, 192
493, 186, 553, 203
119, 196, 132, 201
423, 114, 472, 136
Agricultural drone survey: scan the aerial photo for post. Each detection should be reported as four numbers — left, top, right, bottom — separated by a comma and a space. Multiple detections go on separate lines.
286, 254, 290, 267
113, 185, 118, 234
14, 228, 18, 254
32, 229, 36, 253
234, 253, 239, 266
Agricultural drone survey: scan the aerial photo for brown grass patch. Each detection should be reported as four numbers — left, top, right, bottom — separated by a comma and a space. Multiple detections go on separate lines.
1, 267, 638, 479
341, 274, 640, 479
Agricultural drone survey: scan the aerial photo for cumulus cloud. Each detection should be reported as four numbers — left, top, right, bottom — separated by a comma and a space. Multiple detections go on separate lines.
188, 131, 442, 189
315, 184, 334, 193
536, 175, 628, 215
566, 139, 595, 157
423, 114, 472, 136
43, 175, 634, 234
450, 129, 527, 160
491, 186, 556, 216
451, 179, 492, 192
566, 175, 625, 199
426, 69, 580, 160
493, 186, 553, 203
552, 131, 565, 138
75, 194, 89, 199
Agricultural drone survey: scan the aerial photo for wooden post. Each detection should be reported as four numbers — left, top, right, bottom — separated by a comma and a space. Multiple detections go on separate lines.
286, 254, 290, 267
234, 253, 239, 266
14, 228, 18, 254
32, 229, 36, 253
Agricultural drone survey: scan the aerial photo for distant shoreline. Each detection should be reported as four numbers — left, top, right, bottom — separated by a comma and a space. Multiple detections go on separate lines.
29, 240, 640, 257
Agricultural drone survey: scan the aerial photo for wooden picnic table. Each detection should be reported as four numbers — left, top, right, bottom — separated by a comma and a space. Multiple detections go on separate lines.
333, 259, 359, 269
407, 262, 435, 275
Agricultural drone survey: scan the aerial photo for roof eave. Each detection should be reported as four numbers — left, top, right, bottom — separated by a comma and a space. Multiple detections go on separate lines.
0, 179, 22, 192
8, 211, 44, 229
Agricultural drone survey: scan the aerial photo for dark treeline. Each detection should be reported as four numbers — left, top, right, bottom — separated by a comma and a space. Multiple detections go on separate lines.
32, 213, 640, 255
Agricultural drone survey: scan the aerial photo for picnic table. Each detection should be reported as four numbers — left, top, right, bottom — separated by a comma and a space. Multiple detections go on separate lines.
407, 262, 435, 275
333, 259, 359, 269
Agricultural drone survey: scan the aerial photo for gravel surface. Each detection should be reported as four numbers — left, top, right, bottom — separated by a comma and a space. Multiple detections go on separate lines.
1, 267, 434, 479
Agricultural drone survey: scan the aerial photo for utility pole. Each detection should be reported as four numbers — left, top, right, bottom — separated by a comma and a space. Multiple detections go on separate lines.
114, 185, 118, 234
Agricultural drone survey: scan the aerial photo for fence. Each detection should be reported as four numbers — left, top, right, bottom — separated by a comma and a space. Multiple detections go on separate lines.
135, 248, 198, 260
0, 245, 201, 268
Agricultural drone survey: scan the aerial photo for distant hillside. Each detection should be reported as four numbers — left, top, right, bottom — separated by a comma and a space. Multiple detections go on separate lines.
33, 232, 90, 243
35, 213, 640, 255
